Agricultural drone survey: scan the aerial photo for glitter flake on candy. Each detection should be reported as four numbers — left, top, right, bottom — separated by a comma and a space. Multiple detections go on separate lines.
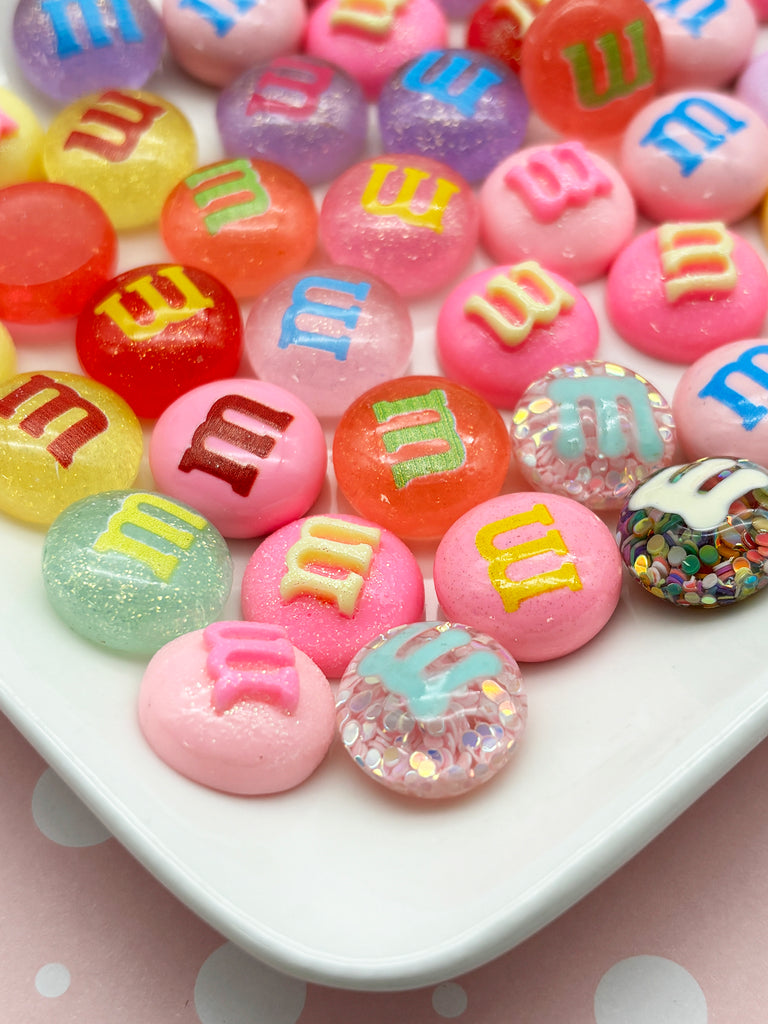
617, 458, 768, 607
337, 620, 528, 799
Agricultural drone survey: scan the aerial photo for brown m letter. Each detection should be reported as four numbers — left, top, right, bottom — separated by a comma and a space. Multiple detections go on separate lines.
178, 395, 294, 496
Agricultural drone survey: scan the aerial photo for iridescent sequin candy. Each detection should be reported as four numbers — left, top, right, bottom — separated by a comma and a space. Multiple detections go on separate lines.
13, 0, 165, 102
243, 264, 413, 419
616, 457, 768, 607
377, 48, 529, 184
336, 621, 527, 799
42, 490, 233, 654
216, 55, 368, 186
0, 371, 142, 525
44, 88, 197, 229
511, 361, 677, 511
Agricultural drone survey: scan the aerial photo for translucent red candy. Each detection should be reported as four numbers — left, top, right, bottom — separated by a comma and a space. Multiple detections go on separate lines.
520, 0, 664, 139
467, 0, 548, 74
0, 181, 116, 324
76, 264, 243, 420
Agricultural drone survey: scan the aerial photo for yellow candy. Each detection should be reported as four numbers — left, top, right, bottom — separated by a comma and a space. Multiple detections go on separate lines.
0, 324, 16, 382
0, 370, 143, 525
0, 87, 45, 187
43, 89, 197, 229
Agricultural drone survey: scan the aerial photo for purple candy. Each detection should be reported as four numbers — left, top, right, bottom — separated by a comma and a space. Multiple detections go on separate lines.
736, 50, 768, 125
377, 47, 529, 185
216, 54, 369, 188
12, 0, 165, 102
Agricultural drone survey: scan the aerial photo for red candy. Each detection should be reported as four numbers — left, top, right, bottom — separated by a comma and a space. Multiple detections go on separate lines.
0, 181, 116, 324
467, 0, 549, 73
332, 375, 511, 540
160, 157, 318, 299
76, 264, 243, 419
520, 0, 664, 139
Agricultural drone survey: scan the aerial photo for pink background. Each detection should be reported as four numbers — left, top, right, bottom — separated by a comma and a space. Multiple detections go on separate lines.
3, 708, 766, 1023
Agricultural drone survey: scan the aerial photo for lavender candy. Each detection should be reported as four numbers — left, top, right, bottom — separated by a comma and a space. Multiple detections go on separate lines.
12, 0, 165, 103
377, 47, 529, 185
216, 54, 369, 188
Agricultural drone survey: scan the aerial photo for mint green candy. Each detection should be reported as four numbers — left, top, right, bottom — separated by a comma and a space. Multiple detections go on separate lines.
42, 490, 233, 654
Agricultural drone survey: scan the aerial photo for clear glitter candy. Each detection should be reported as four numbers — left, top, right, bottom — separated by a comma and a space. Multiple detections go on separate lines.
336, 621, 527, 799
510, 359, 677, 511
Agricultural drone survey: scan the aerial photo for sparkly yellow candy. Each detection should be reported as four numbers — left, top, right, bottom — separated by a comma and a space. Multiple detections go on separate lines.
0, 323, 16, 382
43, 89, 197, 229
0, 88, 44, 187
0, 370, 143, 525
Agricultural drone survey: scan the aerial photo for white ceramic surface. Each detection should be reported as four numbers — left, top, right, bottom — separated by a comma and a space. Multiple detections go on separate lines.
2, 6, 768, 994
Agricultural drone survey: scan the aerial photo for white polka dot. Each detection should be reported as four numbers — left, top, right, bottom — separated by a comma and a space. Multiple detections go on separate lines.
32, 769, 111, 847
194, 942, 306, 1024
594, 955, 708, 1024
35, 963, 71, 998
432, 981, 468, 1018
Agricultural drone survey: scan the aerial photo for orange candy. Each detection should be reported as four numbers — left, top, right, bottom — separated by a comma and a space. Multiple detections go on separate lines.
160, 157, 318, 298
332, 375, 511, 541
520, 0, 664, 139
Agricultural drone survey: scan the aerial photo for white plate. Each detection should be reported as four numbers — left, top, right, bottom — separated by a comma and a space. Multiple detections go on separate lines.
3, 7, 768, 993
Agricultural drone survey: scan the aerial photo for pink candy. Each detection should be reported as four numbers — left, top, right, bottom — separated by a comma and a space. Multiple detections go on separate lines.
434, 492, 624, 663
241, 514, 425, 679
437, 261, 599, 408
606, 222, 768, 363
305, 0, 447, 100
149, 379, 327, 539
479, 141, 637, 284
319, 153, 479, 299
139, 622, 335, 795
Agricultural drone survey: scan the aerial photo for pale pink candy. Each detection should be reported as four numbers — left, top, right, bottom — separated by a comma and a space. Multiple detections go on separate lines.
480, 141, 636, 284
673, 338, 768, 463
305, 0, 447, 100
162, 0, 307, 87
434, 492, 623, 663
138, 623, 335, 795
620, 89, 768, 224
